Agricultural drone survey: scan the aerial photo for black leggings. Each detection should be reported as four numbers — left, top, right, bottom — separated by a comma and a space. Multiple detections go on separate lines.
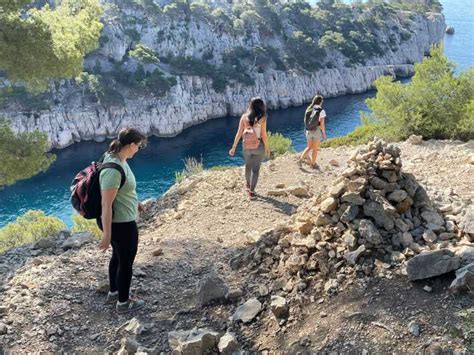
98, 220, 139, 302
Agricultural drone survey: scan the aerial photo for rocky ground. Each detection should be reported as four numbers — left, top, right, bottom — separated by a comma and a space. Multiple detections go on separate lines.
0, 137, 473, 354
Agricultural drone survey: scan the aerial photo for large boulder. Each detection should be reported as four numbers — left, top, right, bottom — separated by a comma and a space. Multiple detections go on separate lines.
168, 328, 219, 355
196, 272, 228, 307
218, 332, 240, 355
406, 250, 461, 281
61, 232, 94, 250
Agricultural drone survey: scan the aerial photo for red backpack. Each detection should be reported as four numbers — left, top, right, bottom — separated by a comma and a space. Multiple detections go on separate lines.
70, 156, 126, 219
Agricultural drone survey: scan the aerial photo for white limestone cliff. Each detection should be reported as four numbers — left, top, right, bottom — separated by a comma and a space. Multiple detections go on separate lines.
3, 9, 445, 149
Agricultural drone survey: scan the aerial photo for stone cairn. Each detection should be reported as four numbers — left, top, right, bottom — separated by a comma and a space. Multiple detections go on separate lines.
235, 139, 469, 294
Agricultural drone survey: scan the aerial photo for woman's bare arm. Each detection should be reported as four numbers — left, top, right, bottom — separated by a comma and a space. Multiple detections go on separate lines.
261, 117, 271, 156
320, 117, 326, 139
229, 116, 245, 155
99, 188, 118, 251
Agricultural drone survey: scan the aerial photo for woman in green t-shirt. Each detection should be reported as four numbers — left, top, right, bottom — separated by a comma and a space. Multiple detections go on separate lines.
97, 127, 147, 314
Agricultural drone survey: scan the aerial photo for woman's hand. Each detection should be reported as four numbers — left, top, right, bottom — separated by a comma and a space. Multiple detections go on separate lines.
138, 202, 145, 214
229, 147, 236, 156
322, 132, 327, 140
98, 235, 111, 252
265, 146, 271, 157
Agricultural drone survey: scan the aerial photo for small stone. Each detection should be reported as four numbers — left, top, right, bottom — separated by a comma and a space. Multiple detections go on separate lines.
400, 232, 414, 248
423, 285, 432, 293
342, 167, 358, 178
321, 197, 338, 213
388, 190, 408, 203
391, 251, 406, 263
324, 279, 338, 293
320, 312, 327, 318
225, 288, 243, 301
0, 323, 7, 335
329, 159, 339, 167
270, 296, 289, 319
258, 285, 269, 297
408, 321, 421, 336
218, 332, 240, 355
0, 305, 8, 315
120, 337, 140, 354
232, 298, 262, 323
315, 213, 334, 226
344, 245, 366, 265
421, 211, 444, 227
330, 181, 346, 197
343, 230, 357, 248
152, 248, 163, 257
449, 263, 474, 293
124, 318, 145, 335
341, 192, 366, 206
168, 328, 219, 354
359, 219, 382, 245
438, 232, 456, 241
422, 230, 437, 243
287, 186, 310, 198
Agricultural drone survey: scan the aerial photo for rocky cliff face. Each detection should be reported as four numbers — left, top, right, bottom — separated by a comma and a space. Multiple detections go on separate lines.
3, 4, 445, 148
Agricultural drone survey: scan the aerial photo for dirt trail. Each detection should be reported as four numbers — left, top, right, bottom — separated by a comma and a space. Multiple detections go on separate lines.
0, 140, 472, 353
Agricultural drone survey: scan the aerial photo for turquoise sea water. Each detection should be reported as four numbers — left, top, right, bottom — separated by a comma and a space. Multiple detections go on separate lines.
0, 0, 472, 228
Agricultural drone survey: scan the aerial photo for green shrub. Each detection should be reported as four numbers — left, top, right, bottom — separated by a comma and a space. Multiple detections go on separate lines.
268, 132, 295, 157
321, 124, 390, 148
72, 214, 102, 238
366, 46, 474, 141
129, 44, 160, 64
0, 210, 66, 253
175, 156, 204, 183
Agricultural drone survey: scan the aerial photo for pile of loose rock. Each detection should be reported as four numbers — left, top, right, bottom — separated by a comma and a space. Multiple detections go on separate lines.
237, 139, 473, 295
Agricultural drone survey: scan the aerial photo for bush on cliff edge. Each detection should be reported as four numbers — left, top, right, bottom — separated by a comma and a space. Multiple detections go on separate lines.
323, 46, 474, 147
0, 210, 66, 253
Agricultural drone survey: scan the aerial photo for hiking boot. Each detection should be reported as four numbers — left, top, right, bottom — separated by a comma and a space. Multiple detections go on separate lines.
116, 298, 145, 314
106, 291, 118, 304
296, 159, 303, 167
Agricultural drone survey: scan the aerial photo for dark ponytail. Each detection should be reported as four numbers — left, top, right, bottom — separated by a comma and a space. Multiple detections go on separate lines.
108, 139, 122, 154
246, 97, 266, 126
107, 128, 147, 154
309, 95, 323, 110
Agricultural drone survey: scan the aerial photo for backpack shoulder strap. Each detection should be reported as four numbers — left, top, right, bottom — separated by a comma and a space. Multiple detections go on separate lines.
100, 162, 126, 189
